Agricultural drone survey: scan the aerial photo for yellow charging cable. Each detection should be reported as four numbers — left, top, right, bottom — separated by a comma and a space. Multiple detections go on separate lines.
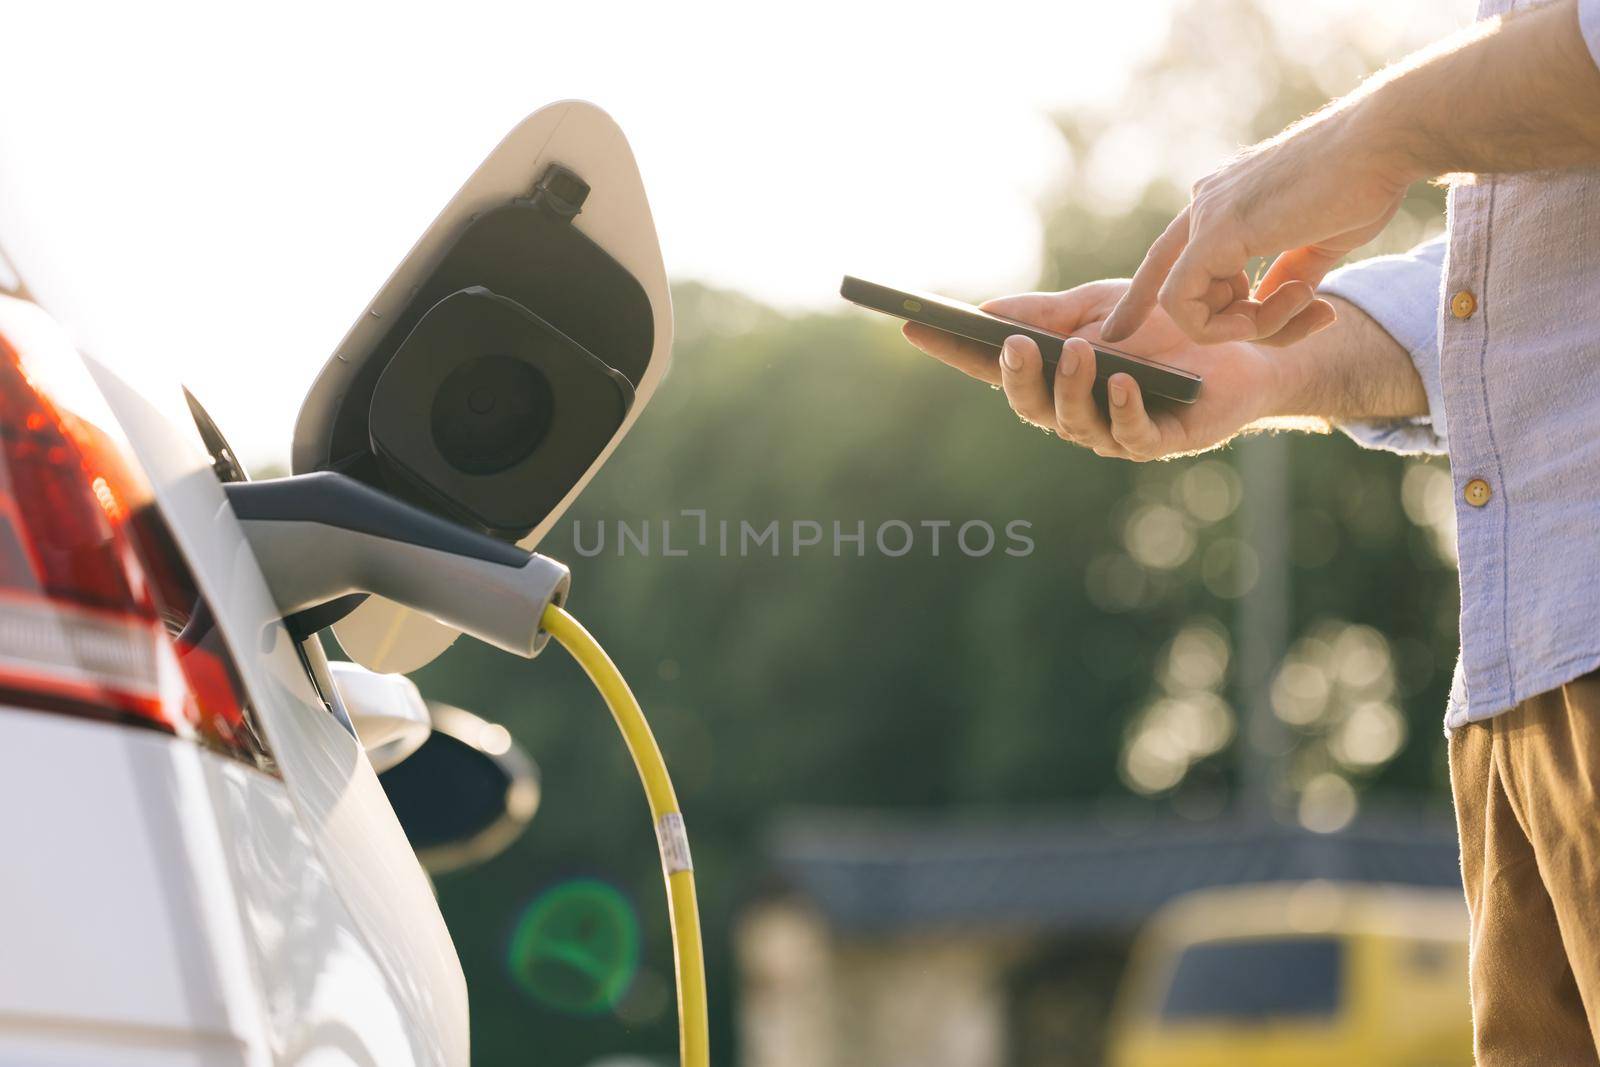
540, 604, 709, 1067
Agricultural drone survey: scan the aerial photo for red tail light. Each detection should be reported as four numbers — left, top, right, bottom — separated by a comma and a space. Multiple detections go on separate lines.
0, 315, 274, 773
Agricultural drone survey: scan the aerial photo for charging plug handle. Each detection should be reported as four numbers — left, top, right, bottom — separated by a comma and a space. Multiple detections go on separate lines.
225, 472, 569, 657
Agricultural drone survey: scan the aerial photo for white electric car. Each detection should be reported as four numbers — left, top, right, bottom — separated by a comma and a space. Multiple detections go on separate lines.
0, 101, 673, 1067
0, 287, 470, 1065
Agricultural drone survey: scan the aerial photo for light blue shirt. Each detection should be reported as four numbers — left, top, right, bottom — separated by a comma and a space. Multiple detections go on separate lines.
1319, 0, 1600, 728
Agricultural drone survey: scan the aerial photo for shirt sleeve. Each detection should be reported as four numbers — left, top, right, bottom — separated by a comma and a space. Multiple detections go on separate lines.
1316, 235, 1447, 455
1581, 0, 1600, 69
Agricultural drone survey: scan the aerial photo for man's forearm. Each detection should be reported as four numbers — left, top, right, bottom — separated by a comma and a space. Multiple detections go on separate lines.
1355, 0, 1600, 180
1261, 296, 1429, 423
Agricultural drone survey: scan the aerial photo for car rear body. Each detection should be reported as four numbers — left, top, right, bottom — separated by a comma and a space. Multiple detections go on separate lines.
0, 294, 468, 1065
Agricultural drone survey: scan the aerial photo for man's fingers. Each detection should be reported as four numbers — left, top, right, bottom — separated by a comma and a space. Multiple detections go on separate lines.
1251, 280, 1316, 339
903, 322, 1001, 385
1256, 244, 1347, 296
1106, 374, 1169, 461
1168, 306, 1257, 344
1052, 338, 1116, 449
1253, 298, 1338, 348
1102, 208, 1190, 342
999, 336, 1056, 428
1227, 270, 1251, 307
1160, 231, 1257, 343
1203, 278, 1236, 313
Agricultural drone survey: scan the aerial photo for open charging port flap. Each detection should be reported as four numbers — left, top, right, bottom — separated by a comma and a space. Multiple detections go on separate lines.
289, 101, 673, 673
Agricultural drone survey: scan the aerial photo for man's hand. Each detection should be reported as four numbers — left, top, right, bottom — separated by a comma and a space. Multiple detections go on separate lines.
1099, 109, 1409, 347
903, 281, 1299, 461
903, 281, 1431, 461
1100, 0, 1600, 348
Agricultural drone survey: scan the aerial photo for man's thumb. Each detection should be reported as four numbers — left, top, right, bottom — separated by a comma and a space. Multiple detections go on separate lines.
1255, 244, 1346, 299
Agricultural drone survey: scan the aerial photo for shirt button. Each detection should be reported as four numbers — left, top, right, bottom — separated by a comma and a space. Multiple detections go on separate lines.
1463, 478, 1492, 507
1451, 290, 1478, 319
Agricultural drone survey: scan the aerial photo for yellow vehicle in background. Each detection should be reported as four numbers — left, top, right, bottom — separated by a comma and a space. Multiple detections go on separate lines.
1106, 882, 1472, 1067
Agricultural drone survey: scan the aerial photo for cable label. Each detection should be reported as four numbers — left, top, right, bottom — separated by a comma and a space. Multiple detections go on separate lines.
656, 812, 693, 875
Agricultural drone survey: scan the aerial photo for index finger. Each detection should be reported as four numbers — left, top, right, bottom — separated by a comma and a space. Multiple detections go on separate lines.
1100, 207, 1190, 343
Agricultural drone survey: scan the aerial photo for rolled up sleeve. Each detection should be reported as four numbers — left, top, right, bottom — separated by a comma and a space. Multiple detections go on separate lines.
1318, 235, 1448, 454
1582, 0, 1600, 68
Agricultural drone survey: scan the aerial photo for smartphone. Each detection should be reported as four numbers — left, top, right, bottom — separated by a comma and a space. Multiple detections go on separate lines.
840, 275, 1202, 405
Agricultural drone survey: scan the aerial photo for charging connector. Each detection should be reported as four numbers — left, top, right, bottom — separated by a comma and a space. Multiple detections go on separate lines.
226, 472, 569, 656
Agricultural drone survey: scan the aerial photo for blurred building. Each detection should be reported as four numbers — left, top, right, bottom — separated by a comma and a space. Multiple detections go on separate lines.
736, 810, 1460, 1067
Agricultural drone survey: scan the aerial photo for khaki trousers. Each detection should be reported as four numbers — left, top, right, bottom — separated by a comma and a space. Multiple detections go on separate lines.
1450, 672, 1600, 1065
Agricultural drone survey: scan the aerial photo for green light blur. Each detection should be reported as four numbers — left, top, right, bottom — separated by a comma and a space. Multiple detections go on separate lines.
507, 878, 641, 1015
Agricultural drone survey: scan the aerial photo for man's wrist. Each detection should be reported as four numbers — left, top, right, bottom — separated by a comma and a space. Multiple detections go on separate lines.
1339, 87, 1436, 188
1239, 342, 1336, 438
1254, 332, 1326, 421
1251, 295, 1431, 423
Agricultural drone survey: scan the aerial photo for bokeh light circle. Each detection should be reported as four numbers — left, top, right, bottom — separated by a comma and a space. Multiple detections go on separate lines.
508, 879, 641, 1015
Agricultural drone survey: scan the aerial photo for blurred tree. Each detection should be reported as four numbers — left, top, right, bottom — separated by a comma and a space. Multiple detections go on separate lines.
409, 1, 1466, 1062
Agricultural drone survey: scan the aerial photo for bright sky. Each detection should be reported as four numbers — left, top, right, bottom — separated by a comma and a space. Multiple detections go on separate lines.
0, 0, 1465, 465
